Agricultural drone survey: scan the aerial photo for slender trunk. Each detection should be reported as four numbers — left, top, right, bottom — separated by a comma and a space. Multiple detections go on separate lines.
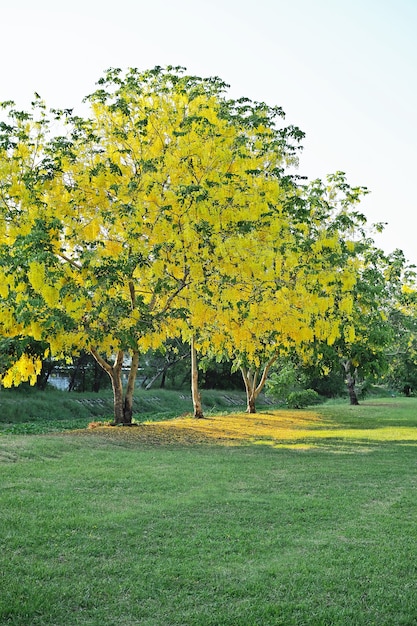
90, 281, 141, 423
145, 353, 190, 390
160, 369, 167, 389
81, 365, 87, 392
347, 377, 359, 405
241, 367, 258, 413
110, 351, 125, 423
117, 279, 139, 423
247, 394, 256, 413
90, 349, 129, 423
123, 350, 139, 423
145, 367, 168, 390
241, 354, 278, 414
191, 336, 204, 419
111, 364, 125, 423
342, 360, 359, 406
67, 361, 78, 392
36, 361, 55, 390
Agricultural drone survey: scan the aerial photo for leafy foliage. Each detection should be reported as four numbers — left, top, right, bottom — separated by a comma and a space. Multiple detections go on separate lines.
265, 360, 302, 394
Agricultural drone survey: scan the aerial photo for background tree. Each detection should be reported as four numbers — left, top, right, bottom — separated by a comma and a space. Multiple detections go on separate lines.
305, 248, 412, 404
196, 172, 371, 413
140, 339, 190, 390
384, 276, 417, 394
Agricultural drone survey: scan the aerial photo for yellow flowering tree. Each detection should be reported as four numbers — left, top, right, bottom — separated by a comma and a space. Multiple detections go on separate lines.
188, 172, 371, 413
0, 67, 303, 421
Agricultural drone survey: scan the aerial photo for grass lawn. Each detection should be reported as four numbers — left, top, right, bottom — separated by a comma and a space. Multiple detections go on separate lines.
0, 397, 416, 625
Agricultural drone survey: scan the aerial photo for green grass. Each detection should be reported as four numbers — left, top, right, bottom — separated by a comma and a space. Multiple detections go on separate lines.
0, 398, 416, 625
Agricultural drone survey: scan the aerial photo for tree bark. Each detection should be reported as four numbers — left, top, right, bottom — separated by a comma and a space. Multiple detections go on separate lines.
246, 393, 256, 414
241, 354, 278, 414
241, 367, 258, 413
36, 360, 55, 390
110, 351, 125, 423
90, 348, 131, 423
342, 360, 359, 405
123, 350, 139, 422
191, 336, 204, 419
347, 377, 359, 405
160, 368, 167, 389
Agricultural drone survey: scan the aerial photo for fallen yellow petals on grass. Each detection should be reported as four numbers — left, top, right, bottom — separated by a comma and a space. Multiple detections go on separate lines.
152, 410, 322, 444
80, 410, 417, 450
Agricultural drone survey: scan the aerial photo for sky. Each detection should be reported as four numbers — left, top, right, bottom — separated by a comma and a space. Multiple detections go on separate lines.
1, 0, 416, 265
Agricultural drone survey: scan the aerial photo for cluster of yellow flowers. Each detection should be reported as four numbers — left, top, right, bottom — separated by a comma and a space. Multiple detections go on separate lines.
2, 353, 42, 388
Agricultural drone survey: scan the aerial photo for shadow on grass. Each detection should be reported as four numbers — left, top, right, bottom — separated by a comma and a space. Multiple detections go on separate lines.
71, 400, 417, 453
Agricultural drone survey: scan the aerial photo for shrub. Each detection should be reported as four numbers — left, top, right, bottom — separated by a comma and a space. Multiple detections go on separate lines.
265, 365, 298, 400
286, 389, 323, 409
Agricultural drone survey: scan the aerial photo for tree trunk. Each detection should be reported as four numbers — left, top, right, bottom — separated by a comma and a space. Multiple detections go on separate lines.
36, 360, 55, 390
241, 355, 278, 414
112, 373, 125, 422
109, 352, 125, 423
241, 367, 258, 413
123, 350, 139, 423
247, 394, 256, 414
191, 336, 204, 419
90, 349, 132, 424
347, 377, 359, 405
342, 360, 359, 405
160, 368, 167, 389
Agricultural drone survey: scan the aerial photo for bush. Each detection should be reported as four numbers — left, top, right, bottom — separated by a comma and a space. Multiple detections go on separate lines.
286, 389, 323, 409
265, 364, 298, 400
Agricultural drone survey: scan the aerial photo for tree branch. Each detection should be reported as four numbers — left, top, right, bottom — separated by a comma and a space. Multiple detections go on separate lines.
128, 280, 135, 310
56, 252, 82, 271
90, 347, 112, 374
255, 353, 279, 397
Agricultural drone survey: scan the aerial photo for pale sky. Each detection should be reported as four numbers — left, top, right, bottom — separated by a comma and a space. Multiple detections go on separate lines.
1, 0, 416, 265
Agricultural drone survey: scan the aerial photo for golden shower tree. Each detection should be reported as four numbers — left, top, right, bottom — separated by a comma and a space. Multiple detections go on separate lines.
0, 67, 307, 421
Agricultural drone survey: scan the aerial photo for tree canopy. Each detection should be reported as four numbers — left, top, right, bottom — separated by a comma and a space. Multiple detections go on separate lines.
0, 66, 402, 419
